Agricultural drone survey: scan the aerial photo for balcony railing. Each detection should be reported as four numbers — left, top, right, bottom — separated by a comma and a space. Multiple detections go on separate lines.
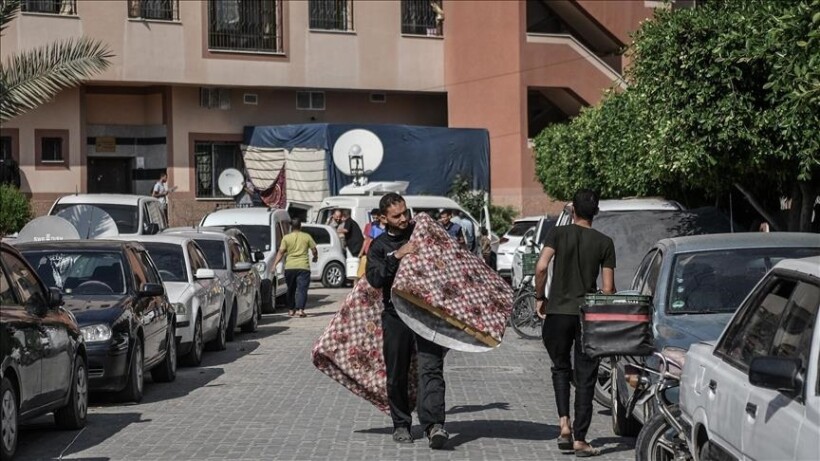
401, 0, 442, 36
128, 0, 179, 21
209, 0, 284, 53
21, 0, 76, 15
309, 0, 353, 31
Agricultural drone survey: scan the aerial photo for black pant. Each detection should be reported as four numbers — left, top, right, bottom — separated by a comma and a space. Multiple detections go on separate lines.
542, 314, 599, 442
381, 309, 447, 430
284, 269, 310, 309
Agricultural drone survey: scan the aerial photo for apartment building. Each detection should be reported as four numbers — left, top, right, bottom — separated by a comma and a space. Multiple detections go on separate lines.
0, 0, 671, 223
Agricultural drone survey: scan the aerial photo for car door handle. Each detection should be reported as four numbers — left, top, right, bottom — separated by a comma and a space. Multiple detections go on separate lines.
745, 402, 757, 418
708, 380, 717, 392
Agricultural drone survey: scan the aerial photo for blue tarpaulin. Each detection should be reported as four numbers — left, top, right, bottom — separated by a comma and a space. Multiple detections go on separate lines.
243, 124, 490, 195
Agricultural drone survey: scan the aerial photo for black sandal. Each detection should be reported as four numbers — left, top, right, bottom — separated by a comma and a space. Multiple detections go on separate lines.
557, 435, 573, 451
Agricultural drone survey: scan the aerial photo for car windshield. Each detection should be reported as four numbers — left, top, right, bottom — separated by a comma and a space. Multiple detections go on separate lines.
194, 239, 227, 270
667, 247, 820, 314
228, 225, 271, 253
507, 221, 537, 237
140, 243, 188, 283
536, 219, 557, 245
51, 203, 139, 234
22, 250, 127, 295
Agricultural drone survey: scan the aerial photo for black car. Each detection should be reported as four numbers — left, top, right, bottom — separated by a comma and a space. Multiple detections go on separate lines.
1, 242, 87, 459
17, 240, 177, 403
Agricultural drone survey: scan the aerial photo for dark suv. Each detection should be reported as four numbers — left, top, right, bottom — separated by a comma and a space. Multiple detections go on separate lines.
1, 242, 88, 459
17, 240, 176, 404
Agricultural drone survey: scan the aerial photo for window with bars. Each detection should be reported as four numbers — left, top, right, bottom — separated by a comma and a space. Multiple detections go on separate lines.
21, 0, 76, 15
195, 141, 243, 198
401, 0, 442, 36
128, 0, 179, 21
208, 0, 284, 53
309, 0, 353, 31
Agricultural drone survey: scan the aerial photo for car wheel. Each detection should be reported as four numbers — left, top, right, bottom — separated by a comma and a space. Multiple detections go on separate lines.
118, 338, 144, 403
226, 302, 238, 342
635, 406, 679, 461
1, 376, 18, 459
206, 305, 227, 351
611, 361, 641, 436
594, 361, 613, 409
322, 262, 345, 288
182, 314, 203, 367
151, 323, 177, 383
54, 355, 88, 429
241, 297, 259, 333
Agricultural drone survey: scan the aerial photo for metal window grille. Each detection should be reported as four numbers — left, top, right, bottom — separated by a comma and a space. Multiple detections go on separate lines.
127, 0, 179, 21
21, 0, 77, 15
194, 142, 243, 198
401, 0, 442, 36
309, 0, 353, 31
209, 0, 284, 53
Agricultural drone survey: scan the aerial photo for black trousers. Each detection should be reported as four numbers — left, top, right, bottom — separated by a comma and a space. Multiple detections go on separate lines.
381, 309, 447, 430
542, 314, 600, 442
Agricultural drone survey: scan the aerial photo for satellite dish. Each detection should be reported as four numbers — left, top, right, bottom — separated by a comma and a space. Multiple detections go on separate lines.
56, 205, 119, 239
218, 168, 245, 197
16, 216, 80, 243
332, 129, 383, 186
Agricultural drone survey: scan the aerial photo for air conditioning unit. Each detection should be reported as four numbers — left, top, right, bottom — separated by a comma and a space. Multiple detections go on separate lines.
369, 93, 387, 103
200, 87, 231, 110
243, 93, 258, 105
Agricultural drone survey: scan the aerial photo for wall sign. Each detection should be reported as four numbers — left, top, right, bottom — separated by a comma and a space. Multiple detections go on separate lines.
95, 136, 116, 152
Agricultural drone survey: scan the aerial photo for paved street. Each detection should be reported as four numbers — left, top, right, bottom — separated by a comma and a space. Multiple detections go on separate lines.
14, 285, 636, 461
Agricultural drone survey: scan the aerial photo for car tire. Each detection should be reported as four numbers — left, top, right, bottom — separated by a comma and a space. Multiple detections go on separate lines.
226, 301, 237, 342
182, 314, 203, 367
118, 338, 144, 403
635, 405, 679, 461
321, 262, 345, 288
150, 324, 177, 383
594, 362, 613, 409
611, 362, 641, 436
261, 279, 275, 314
1, 376, 19, 459
241, 297, 259, 333
54, 355, 89, 430
206, 305, 227, 351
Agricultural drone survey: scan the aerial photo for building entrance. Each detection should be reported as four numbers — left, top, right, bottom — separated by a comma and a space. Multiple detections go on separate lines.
88, 157, 132, 194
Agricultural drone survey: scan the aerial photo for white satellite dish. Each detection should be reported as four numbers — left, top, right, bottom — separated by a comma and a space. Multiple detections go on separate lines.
332, 129, 383, 186
56, 205, 119, 239
218, 168, 245, 197
16, 216, 81, 243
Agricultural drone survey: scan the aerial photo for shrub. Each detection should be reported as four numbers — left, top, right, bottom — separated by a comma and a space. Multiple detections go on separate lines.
0, 184, 32, 236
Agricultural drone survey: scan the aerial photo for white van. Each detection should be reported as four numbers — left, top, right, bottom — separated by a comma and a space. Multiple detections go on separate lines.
199, 207, 291, 313
49, 194, 168, 236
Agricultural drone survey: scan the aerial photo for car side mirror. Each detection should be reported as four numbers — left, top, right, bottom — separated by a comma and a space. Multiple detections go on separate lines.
195, 268, 215, 280
138, 282, 165, 297
749, 356, 803, 395
144, 222, 160, 235
253, 251, 265, 262
233, 262, 252, 272
48, 287, 63, 308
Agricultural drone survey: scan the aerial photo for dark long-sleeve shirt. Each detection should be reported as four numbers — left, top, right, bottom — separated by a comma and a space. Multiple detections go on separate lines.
366, 226, 413, 311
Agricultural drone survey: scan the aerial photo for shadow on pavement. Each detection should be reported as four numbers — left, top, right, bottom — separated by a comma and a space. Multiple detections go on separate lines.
447, 402, 511, 415
15, 412, 147, 460
356, 419, 558, 449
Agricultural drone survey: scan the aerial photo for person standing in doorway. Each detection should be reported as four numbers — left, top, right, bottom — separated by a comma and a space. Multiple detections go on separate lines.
340, 210, 364, 258
534, 189, 615, 457
273, 218, 318, 318
151, 172, 176, 222
366, 193, 449, 449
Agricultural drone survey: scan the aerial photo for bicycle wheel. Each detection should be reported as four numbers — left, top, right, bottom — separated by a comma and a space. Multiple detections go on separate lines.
510, 291, 543, 339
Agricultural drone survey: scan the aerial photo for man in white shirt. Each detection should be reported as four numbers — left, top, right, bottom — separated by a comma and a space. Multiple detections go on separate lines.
152, 172, 175, 220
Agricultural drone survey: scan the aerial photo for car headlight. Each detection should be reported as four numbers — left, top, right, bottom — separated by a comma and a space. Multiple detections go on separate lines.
254, 262, 267, 274
172, 303, 187, 315
81, 324, 112, 343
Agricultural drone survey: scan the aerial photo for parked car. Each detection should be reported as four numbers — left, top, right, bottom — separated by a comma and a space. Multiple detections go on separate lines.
510, 216, 557, 288
496, 216, 540, 279
200, 207, 291, 313
48, 194, 168, 236
555, 197, 685, 227
160, 228, 261, 340
17, 240, 177, 403
118, 235, 227, 367
1, 243, 87, 459
680, 256, 820, 461
300, 223, 347, 288
609, 233, 820, 439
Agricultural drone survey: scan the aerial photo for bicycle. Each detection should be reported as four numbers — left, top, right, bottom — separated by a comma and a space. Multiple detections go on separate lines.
509, 250, 543, 339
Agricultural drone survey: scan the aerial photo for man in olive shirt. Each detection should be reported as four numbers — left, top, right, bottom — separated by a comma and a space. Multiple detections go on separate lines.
534, 189, 615, 457
273, 218, 318, 317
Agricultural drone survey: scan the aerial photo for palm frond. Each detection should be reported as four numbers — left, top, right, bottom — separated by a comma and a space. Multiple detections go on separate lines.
0, 0, 21, 34
0, 37, 113, 122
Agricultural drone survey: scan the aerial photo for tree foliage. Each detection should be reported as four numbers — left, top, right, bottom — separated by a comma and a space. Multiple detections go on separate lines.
448, 175, 518, 234
0, 184, 31, 236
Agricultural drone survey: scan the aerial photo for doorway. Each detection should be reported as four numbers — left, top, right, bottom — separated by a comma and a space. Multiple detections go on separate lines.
88, 157, 132, 194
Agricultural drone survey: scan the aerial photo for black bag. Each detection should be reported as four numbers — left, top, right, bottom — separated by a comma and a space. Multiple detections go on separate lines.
580, 294, 654, 358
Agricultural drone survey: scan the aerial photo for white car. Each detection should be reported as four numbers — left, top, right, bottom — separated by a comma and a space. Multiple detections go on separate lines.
200, 208, 291, 313
495, 217, 540, 279
301, 224, 347, 288
49, 194, 168, 236
116, 235, 227, 367
162, 228, 262, 340
680, 256, 820, 461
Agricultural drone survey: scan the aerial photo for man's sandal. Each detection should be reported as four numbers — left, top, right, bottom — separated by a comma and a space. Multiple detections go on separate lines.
575, 446, 601, 458
557, 435, 574, 451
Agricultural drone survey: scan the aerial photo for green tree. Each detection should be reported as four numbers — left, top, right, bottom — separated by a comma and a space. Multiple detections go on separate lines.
448, 175, 518, 235
0, 184, 31, 235
0, 0, 113, 122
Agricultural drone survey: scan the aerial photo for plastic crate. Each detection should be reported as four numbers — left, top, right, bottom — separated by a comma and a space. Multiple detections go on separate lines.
522, 253, 538, 276
584, 293, 651, 306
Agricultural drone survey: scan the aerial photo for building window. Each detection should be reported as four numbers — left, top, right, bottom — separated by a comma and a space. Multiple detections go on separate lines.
296, 91, 325, 110
0, 137, 12, 162
200, 87, 232, 110
35, 129, 69, 168
128, 0, 179, 21
194, 141, 243, 198
401, 0, 442, 36
309, 0, 353, 31
208, 0, 284, 54
21, 0, 76, 15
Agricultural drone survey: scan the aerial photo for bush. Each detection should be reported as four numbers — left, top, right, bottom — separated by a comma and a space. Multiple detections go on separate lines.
447, 175, 518, 235
0, 184, 32, 236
